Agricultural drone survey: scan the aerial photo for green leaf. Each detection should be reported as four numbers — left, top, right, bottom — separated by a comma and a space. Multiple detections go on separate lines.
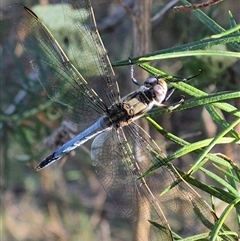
199, 167, 239, 196
189, 118, 240, 174
209, 197, 240, 241
112, 35, 240, 66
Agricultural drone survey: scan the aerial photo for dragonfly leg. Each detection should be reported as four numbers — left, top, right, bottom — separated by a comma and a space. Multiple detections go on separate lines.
154, 95, 184, 111
129, 57, 142, 87
167, 95, 185, 111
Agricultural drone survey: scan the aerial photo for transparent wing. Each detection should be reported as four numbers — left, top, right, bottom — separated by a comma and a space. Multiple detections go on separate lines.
91, 123, 219, 240
91, 128, 173, 241
125, 123, 218, 234
61, 0, 119, 109
13, 4, 117, 125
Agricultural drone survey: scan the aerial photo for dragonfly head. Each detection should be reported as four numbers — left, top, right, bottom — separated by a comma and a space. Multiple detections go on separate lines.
143, 77, 158, 88
144, 77, 168, 104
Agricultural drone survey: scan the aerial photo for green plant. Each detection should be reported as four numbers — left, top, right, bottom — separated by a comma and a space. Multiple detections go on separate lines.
112, 2, 240, 240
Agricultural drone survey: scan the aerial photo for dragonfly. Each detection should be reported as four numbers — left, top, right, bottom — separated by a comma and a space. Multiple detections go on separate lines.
13, 1, 228, 240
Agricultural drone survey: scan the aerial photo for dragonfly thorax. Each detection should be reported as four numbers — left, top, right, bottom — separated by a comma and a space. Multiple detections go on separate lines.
107, 77, 168, 129
107, 103, 131, 128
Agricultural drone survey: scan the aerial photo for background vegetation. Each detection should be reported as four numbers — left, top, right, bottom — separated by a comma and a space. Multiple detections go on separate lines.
1, 0, 239, 240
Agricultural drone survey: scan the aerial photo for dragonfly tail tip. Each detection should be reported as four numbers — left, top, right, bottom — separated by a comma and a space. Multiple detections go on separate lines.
35, 164, 42, 171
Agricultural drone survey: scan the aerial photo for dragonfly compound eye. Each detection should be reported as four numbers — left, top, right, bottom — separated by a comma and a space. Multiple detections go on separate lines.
144, 77, 158, 88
